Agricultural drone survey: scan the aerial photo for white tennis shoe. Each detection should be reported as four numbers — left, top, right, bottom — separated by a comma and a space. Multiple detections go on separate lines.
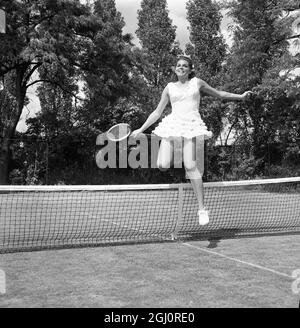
198, 209, 209, 226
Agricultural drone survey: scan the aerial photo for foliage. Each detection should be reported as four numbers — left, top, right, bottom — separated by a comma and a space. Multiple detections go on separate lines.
184, 0, 228, 144
80, 0, 133, 133
2, 0, 300, 184
0, 0, 132, 183
136, 0, 180, 87
220, 0, 300, 176
135, 0, 182, 113
185, 0, 227, 84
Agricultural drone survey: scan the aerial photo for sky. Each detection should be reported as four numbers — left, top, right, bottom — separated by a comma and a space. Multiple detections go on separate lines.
116, 0, 190, 46
114, 0, 234, 47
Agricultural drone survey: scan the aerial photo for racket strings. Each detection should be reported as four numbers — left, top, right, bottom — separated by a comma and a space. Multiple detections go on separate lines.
107, 123, 131, 142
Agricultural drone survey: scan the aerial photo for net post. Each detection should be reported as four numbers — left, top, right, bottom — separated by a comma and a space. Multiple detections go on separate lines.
171, 183, 184, 240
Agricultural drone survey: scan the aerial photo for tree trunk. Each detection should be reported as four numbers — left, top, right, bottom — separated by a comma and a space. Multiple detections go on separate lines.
0, 74, 25, 184
0, 138, 10, 184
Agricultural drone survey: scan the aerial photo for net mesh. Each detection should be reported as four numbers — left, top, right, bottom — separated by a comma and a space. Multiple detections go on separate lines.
1, 177, 300, 253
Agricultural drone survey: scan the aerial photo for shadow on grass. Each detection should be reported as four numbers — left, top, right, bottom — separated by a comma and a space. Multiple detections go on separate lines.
179, 229, 300, 249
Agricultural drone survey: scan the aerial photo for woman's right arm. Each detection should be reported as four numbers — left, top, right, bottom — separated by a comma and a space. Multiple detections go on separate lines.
131, 85, 170, 136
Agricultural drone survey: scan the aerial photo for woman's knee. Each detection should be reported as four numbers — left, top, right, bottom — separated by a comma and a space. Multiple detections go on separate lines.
157, 160, 172, 171
184, 159, 197, 172
185, 165, 203, 179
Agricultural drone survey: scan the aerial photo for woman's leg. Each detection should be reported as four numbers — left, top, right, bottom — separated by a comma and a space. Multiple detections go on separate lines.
183, 137, 209, 225
156, 138, 174, 171
183, 138, 204, 207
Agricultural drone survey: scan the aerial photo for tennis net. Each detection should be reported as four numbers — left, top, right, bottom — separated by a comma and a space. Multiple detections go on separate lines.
1, 177, 300, 252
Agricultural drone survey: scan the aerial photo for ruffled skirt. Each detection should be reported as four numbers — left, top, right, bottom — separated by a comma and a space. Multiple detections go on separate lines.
152, 113, 212, 139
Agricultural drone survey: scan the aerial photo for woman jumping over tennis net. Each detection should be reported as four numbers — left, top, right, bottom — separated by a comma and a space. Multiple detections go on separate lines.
131, 55, 252, 226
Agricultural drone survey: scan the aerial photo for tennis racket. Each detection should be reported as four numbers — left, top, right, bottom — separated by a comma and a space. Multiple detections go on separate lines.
106, 123, 132, 142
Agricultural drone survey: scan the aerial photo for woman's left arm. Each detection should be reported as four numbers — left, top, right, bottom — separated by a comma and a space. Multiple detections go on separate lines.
198, 78, 252, 101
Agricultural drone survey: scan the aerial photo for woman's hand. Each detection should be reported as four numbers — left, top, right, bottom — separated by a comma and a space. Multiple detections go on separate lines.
241, 91, 253, 101
131, 128, 143, 138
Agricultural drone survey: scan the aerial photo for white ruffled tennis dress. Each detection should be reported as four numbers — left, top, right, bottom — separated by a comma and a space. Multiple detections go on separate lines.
152, 77, 212, 139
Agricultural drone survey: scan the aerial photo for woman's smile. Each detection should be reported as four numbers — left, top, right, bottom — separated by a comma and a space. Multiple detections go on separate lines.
175, 60, 191, 77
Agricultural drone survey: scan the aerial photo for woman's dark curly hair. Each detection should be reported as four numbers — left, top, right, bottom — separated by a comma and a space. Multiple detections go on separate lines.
172, 55, 196, 81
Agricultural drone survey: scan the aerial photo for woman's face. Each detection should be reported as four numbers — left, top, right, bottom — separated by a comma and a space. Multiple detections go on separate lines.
175, 59, 191, 79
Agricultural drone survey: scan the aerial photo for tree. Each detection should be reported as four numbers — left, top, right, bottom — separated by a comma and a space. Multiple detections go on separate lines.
78, 0, 133, 134
0, 75, 19, 184
223, 0, 295, 91
0, 0, 88, 183
0, 0, 131, 184
221, 0, 300, 177
184, 0, 227, 145
185, 0, 227, 83
135, 0, 182, 112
